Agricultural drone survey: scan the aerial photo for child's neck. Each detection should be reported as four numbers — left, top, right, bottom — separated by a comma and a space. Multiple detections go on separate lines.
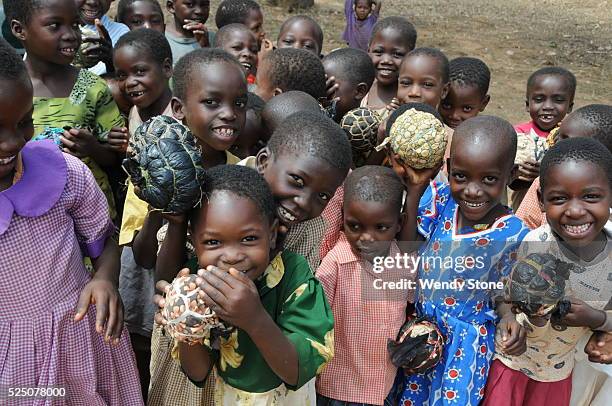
558, 230, 607, 263
197, 140, 228, 169
457, 203, 507, 232
25, 55, 79, 98
370, 80, 397, 108
167, 19, 195, 39
138, 87, 173, 123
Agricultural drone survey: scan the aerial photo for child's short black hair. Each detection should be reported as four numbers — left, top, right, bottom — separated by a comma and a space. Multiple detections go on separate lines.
453, 115, 518, 166
197, 165, 276, 225
526, 66, 577, 99
279, 15, 324, 52
0, 38, 28, 80
344, 165, 404, 213
262, 91, 322, 133
540, 137, 612, 189
267, 111, 352, 173
114, 28, 172, 67
116, 0, 163, 24
369, 16, 417, 50
386, 102, 443, 134
354, 0, 374, 6
213, 23, 254, 48
3, 0, 44, 24
449, 57, 491, 97
215, 0, 261, 29
322, 48, 375, 88
262, 48, 327, 100
173, 48, 243, 101
404, 47, 450, 83
247, 91, 265, 112
569, 104, 612, 151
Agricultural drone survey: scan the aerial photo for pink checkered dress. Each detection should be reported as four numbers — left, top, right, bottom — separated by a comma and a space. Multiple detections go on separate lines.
0, 141, 143, 405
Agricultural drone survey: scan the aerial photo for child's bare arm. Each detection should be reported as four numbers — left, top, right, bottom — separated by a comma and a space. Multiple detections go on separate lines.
155, 217, 189, 283
60, 128, 123, 167
561, 297, 606, 329
178, 342, 215, 382
585, 331, 612, 364
495, 302, 527, 355
198, 267, 299, 385
373, 0, 383, 14
132, 209, 163, 269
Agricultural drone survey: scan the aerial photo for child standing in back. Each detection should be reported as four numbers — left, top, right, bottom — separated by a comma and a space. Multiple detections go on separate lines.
439, 56, 491, 130
214, 23, 259, 86
484, 137, 612, 406
0, 38, 143, 405
343, 0, 382, 52
277, 15, 324, 57
6, 0, 127, 222
165, 0, 215, 65
116, 0, 166, 33
316, 166, 415, 405
395, 116, 531, 406
509, 66, 576, 211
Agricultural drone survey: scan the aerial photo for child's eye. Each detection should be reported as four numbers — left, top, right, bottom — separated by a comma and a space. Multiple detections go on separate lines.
232, 45, 242, 51
136, 69, 147, 75
532, 96, 544, 103
440, 102, 451, 110
377, 225, 390, 231
48, 23, 60, 29
549, 196, 567, 204
348, 223, 360, 231
290, 175, 304, 187
399, 79, 412, 86
116, 72, 127, 81
235, 99, 247, 108
393, 52, 405, 58
318, 192, 330, 201
451, 172, 466, 181
424, 82, 435, 88
584, 193, 602, 201
463, 106, 473, 112
242, 236, 258, 242
282, 39, 293, 45
204, 239, 220, 246
483, 176, 498, 184
554, 97, 567, 103
203, 99, 219, 107
130, 19, 143, 25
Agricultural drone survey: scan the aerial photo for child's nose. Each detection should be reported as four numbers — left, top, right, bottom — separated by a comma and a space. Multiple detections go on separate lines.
221, 248, 244, 265
0, 133, 26, 156
359, 232, 374, 242
565, 200, 586, 218
464, 182, 482, 198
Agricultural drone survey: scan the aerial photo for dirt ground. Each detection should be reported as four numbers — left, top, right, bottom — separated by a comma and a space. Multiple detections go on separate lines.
110, 0, 611, 124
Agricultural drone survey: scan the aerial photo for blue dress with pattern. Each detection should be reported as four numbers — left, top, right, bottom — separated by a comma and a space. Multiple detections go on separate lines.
399, 183, 530, 406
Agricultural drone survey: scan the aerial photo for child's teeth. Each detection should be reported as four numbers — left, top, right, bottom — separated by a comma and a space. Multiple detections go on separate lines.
0, 155, 16, 165
279, 207, 296, 221
564, 224, 590, 234
216, 128, 234, 137
464, 201, 485, 208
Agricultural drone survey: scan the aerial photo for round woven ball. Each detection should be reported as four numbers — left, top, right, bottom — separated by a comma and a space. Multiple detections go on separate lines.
162, 274, 232, 345
387, 317, 444, 374
340, 107, 382, 153
381, 108, 447, 169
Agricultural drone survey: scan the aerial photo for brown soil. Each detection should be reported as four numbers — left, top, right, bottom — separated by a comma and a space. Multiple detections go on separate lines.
110, 0, 610, 124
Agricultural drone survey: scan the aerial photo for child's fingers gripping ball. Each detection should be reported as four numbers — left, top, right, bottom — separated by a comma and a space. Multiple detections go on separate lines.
505, 253, 573, 323
376, 108, 447, 169
387, 316, 444, 374
122, 115, 206, 214
162, 274, 234, 346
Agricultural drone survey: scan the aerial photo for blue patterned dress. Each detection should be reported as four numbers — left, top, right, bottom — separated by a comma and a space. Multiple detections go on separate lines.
399, 183, 530, 406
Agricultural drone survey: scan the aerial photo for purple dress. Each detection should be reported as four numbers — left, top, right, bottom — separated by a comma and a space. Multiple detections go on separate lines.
343, 0, 379, 51
0, 141, 143, 405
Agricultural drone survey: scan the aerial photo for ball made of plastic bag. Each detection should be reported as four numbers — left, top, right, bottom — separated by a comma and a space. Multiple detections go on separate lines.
506, 252, 573, 318
122, 115, 206, 214
377, 108, 447, 169
341, 107, 382, 153
387, 316, 444, 374
162, 274, 233, 345
72, 25, 100, 69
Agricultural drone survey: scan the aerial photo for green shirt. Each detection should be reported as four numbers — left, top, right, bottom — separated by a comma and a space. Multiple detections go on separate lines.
194, 251, 334, 393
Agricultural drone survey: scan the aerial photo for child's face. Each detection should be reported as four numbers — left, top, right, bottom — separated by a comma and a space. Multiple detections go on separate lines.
254, 59, 278, 102
368, 28, 410, 87
192, 191, 277, 281
322, 59, 366, 120
354, 0, 372, 20
123, 1, 165, 33
277, 20, 321, 56
230, 109, 263, 159
114, 45, 172, 110
540, 161, 610, 247
167, 0, 210, 27
449, 135, 512, 223
526, 74, 573, 132
257, 151, 346, 227
78, 0, 113, 25
105, 77, 133, 116
221, 30, 259, 78
397, 55, 449, 109
0, 79, 34, 187
17, 0, 81, 65
244, 7, 265, 45
439, 84, 489, 129
172, 62, 247, 152
344, 199, 401, 262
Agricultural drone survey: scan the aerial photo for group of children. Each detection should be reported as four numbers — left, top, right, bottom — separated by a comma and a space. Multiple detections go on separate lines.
0, 0, 610, 405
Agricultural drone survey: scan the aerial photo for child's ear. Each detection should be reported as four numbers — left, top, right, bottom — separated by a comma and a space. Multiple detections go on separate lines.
440, 82, 450, 101
480, 94, 491, 112
272, 88, 283, 98
269, 218, 280, 250
446, 157, 452, 174
508, 164, 519, 186
525, 98, 530, 112
163, 58, 173, 79
537, 187, 545, 212
568, 101, 574, 114
256, 147, 271, 174
171, 97, 185, 120
355, 82, 369, 101
166, 1, 175, 14
10, 19, 26, 41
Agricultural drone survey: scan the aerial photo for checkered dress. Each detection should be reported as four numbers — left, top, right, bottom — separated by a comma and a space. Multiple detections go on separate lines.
515, 177, 546, 230
0, 143, 143, 405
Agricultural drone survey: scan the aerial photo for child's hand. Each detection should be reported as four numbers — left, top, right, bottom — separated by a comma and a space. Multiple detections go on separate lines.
495, 313, 527, 355
152, 269, 191, 325
325, 74, 340, 104
386, 97, 401, 112
585, 331, 612, 364
197, 266, 264, 333
389, 152, 441, 189
81, 20, 113, 71
258, 38, 274, 59
108, 127, 129, 154
561, 297, 606, 329
184, 20, 210, 47
517, 159, 540, 182
74, 276, 124, 345
60, 128, 98, 158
